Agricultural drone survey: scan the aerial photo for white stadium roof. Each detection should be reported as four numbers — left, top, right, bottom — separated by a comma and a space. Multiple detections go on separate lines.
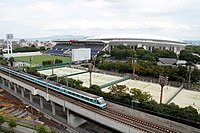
87, 34, 185, 43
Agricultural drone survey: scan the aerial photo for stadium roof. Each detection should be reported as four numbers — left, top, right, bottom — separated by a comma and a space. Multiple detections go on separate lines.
87, 34, 185, 44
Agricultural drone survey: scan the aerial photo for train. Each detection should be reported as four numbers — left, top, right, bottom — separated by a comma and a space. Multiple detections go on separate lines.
0, 66, 106, 109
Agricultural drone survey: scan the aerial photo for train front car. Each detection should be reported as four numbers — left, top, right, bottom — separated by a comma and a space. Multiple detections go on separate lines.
97, 97, 106, 109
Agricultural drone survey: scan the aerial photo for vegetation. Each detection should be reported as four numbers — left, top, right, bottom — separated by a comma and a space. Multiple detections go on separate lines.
8, 57, 15, 67
36, 125, 47, 133
13, 45, 39, 53
110, 46, 177, 61
96, 45, 200, 83
0, 57, 8, 66
8, 119, 17, 131
39, 46, 46, 52
0, 115, 5, 128
42, 59, 63, 66
179, 45, 200, 63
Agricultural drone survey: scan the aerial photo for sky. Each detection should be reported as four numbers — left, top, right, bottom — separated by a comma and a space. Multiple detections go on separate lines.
0, 0, 199, 40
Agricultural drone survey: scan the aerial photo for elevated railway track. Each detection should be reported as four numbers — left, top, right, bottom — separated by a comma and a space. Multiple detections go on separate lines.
0, 66, 196, 133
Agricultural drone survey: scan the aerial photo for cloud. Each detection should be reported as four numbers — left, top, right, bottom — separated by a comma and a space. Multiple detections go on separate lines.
0, 0, 199, 39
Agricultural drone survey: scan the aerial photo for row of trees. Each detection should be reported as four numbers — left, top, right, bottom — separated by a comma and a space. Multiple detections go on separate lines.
13, 45, 46, 53
111, 46, 177, 61
97, 60, 200, 82
42, 59, 63, 66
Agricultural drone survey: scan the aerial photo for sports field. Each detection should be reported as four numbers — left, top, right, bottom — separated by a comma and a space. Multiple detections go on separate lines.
69, 72, 122, 87
113, 80, 178, 103
38, 67, 86, 76
14, 55, 71, 65
38, 66, 200, 111
170, 89, 200, 112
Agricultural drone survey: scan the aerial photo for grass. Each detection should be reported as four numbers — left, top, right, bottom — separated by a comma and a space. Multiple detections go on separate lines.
14, 55, 71, 66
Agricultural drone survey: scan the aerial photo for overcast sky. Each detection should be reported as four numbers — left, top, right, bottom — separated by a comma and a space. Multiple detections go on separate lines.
0, 0, 199, 40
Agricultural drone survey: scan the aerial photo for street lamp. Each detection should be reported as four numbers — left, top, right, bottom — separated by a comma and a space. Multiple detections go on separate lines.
46, 74, 58, 101
187, 66, 194, 90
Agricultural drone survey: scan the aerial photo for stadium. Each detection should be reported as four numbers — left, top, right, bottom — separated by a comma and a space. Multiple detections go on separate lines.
45, 34, 186, 58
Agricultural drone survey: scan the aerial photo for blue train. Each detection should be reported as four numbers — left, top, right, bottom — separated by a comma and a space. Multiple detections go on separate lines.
0, 66, 106, 109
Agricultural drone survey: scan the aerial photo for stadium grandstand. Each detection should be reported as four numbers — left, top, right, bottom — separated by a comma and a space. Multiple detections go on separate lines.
45, 40, 109, 57
45, 34, 187, 59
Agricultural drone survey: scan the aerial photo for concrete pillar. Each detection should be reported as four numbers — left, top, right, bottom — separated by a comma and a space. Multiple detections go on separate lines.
174, 47, 177, 53
39, 96, 44, 109
51, 101, 56, 115
30, 93, 33, 103
21, 87, 24, 97
67, 108, 70, 124
14, 84, 17, 93
8, 81, 11, 90
2, 78, 5, 86
63, 105, 66, 112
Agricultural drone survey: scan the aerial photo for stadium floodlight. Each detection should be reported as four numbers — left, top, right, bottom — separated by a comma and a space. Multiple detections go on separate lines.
6, 34, 14, 59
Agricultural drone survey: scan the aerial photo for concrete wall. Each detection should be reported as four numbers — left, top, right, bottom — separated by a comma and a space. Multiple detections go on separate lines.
107, 101, 200, 133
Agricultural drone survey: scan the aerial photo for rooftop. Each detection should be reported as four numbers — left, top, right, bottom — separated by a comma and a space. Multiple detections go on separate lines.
87, 34, 185, 44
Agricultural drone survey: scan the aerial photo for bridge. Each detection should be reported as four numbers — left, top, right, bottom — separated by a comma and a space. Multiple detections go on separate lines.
0, 66, 199, 133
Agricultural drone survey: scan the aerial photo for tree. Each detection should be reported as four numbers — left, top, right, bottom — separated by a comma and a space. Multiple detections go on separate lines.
8, 57, 15, 67
130, 88, 152, 102
36, 125, 47, 133
109, 84, 129, 96
39, 46, 46, 52
0, 115, 5, 128
8, 119, 17, 131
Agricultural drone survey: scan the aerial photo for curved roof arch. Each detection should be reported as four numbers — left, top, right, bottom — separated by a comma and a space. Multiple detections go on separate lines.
87, 34, 185, 44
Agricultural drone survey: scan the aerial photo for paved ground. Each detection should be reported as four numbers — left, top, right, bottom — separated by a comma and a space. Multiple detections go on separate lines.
170, 89, 200, 112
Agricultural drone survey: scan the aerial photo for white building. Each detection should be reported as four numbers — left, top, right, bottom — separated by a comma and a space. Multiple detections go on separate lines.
87, 34, 186, 54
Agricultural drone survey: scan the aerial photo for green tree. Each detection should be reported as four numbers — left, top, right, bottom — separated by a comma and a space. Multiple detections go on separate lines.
109, 84, 128, 96
130, 88, 152, 102
8, 57, 15, 67
36, 125, 47, 133
8, 119, 17, 131
0, 115, 5, 128
39, 46, 46, 52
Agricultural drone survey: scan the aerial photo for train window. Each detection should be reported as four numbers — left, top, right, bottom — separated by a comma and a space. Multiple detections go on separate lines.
85, 98, 89, 101
90, 99, 93, 102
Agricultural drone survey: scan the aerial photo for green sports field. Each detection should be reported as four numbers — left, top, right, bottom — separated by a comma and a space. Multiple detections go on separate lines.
14, 55, 71, 65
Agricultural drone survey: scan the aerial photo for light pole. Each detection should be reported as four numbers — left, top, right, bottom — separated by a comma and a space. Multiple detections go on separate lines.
51, 59, 55, 75
46, 74, 58, 101
187, 66, 194, 90
159, 75, 168, 104
132, 59, 137, 80
88, 63, 93, 87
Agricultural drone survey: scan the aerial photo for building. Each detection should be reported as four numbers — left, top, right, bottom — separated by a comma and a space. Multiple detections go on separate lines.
87, 34, 186, 54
